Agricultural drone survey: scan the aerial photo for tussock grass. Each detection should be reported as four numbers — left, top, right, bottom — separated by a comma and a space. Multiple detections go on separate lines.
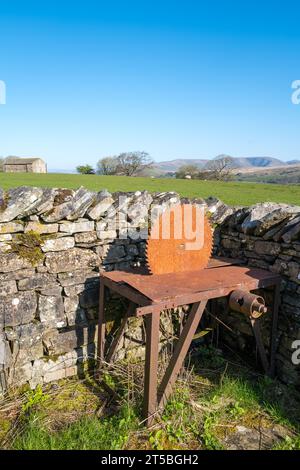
13, 406, 138, 450
1, 346, 300, 450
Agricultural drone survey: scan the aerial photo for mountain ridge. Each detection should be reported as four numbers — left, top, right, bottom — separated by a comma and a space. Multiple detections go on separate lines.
153, 156, 297, 174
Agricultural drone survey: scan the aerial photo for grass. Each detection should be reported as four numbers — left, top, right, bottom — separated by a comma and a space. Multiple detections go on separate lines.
13, 406, 138, 450
1, 172, 300, 206
1, 346, 300, 450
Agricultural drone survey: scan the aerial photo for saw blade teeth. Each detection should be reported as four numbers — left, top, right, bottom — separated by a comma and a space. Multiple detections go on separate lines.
144, 244, 152, 274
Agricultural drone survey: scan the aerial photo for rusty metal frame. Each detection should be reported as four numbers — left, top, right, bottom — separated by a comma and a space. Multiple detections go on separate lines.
157, 301, 207, 412
143, 311, 160, 424
269, 280, 281, 376
97, 259, 281, 426
107, 302, 136, 363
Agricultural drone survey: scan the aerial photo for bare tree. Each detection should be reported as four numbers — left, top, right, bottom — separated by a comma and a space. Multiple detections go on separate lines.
175, 164, 200, 179
205, 156, 234, 181
97, 156, 118, 175
116, 151, 153, 176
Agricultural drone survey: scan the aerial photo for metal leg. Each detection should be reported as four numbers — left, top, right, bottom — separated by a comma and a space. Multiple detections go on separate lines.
107, 302, 136, 363
97, 278, 106, 375
268, 281, 281, 377
143, 310, 160, 427
250, 318, 269, 373
158, 301, 207, 410
210, 299, 218, 346
179, 308, 185, 335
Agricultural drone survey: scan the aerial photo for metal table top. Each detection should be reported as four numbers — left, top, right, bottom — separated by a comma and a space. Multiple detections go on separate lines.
101, 258, 281, 314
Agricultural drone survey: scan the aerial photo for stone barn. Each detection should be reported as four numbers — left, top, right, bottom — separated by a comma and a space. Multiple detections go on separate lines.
3, 157, 47, 173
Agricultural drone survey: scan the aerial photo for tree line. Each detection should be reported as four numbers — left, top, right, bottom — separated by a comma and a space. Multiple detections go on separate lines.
76, 151, 153, 176
0, 153, 233, 181
175, 156, 234, 181
76, 153, 234, 181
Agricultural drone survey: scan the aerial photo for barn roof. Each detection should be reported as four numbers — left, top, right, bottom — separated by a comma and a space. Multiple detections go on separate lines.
4, 157, 44, 165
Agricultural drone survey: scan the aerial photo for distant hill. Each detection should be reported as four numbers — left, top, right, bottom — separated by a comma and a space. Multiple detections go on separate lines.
230, 156, 285, 169
48, 156, 300, 178
154, 156, 288, 174
235, 163, 300, 185
153, 158, 209, 173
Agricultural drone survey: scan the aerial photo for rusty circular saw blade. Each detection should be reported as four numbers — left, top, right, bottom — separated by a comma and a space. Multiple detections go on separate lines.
146, 204, 213, 275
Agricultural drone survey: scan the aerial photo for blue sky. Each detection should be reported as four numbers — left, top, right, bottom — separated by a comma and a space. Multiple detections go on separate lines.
0, 1, 299, 170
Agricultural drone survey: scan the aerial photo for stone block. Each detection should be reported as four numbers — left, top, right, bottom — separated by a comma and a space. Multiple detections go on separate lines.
24, 222, 59, 234
66, 188, 96, 221
206, 201, 234, 225
41, 236, 75, 252
96, 221, 107, 231
40, 188, 94, 223
254, 240, 281, 256
18, 273, 57, 291
0, 187, 44, 222
74, 231, 98, 244
5, 322, 43, 344
0, 269, 35, 282
124, 317, 144, 345
0, 291, 37, 327
44, 366, 78, 383
38, 295, 66, 328
66, 307, 87, 327
58, 269, 99, 286
45, 248, 99, 273
115, 261, 132, 270
8, 362, 33, 386
221, 238, 241, 250
241, 203, 300, 236
31, 350, 78, 385
0, 234, 12, 242
96, 244, 126, 263
42, 324, 97, 355
0, 335, 12, 367
40, 286, 62, 296
282, 221, 300, 244
64, 295, 80, 313
0, 242, 11, 253
87, 192, 114, 220
59, 220, 94, 234
79, 286, 99, 308
126, 244, 139, 256
64, 284, 85, 296
0, 280, 17, 296
39, 189, 75, 222
97, 230, 117, 240
0, 252, 32, 272
13, 342, 44, 366
0, 222, 24, 234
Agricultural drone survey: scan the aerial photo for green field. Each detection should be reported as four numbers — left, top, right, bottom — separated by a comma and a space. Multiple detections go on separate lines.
0, 172, 299, 206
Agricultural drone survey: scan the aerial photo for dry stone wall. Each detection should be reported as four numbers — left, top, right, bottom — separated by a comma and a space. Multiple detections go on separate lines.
0, 187, 300, 392
0, 186, 180, 392
209, 198, 300, 387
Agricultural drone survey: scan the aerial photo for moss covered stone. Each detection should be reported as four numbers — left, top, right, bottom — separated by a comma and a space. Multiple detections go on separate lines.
9, 231, 47, 266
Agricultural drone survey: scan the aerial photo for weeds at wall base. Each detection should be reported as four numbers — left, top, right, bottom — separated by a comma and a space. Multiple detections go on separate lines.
1, 346, 299, 450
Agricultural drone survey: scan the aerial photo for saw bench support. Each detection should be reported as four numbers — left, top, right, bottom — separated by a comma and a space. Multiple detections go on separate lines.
97, 258, 281, 426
